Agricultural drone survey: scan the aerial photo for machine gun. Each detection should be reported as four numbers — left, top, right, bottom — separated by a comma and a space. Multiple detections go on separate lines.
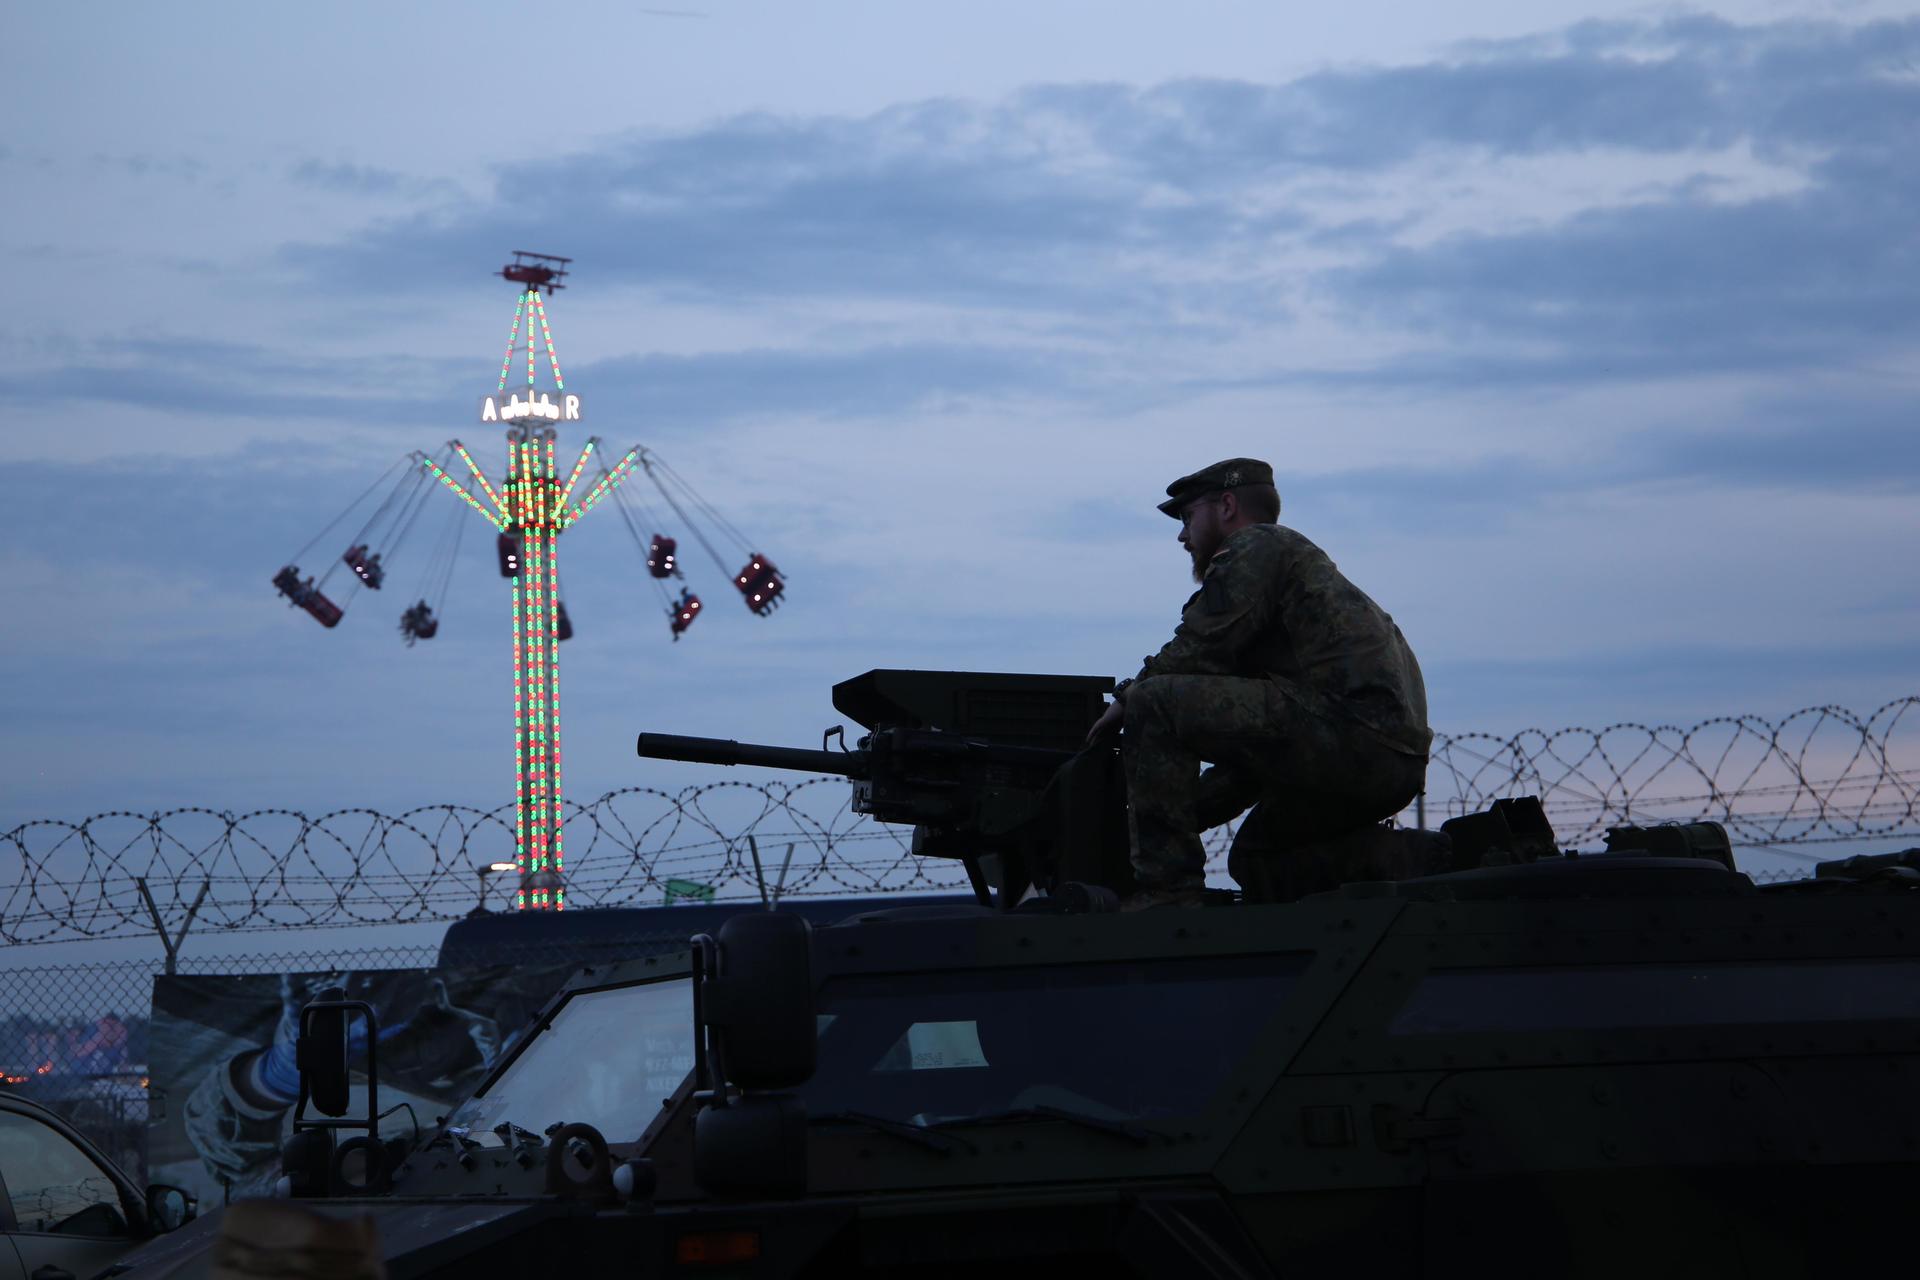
637, 669, 1133, 909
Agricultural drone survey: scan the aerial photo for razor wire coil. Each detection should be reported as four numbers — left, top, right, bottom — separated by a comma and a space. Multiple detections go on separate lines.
2, 697, 1915, 946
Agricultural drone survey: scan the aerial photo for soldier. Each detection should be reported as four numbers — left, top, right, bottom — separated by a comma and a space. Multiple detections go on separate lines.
1086, 458, 1431, 909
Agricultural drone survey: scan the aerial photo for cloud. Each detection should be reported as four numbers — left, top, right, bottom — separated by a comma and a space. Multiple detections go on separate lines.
1289, 380, 1920, 522
6, 337, 463, 424
257, 14, 1919, 397
590, 341, 1077, 424
87, 152, 208, 182
289, 160, 462, 200
18, 14, 1917, 501
1622, 385, 1920, 491
11, 10, 1920, 835
1305, 18, 1920, 379
7, 332, 1073, 439
11, 13, 1904, 441
1325, 152, 1918, 378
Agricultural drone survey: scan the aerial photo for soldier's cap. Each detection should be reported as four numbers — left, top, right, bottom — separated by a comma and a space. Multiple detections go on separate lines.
1157, 457, 1276, 518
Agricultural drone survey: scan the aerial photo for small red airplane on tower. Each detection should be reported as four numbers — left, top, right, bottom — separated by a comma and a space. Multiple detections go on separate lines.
499, 250, 571, 295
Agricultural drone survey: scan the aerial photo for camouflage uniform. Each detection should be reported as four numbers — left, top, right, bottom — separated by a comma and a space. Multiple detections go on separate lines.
1123, 463, 1430, 894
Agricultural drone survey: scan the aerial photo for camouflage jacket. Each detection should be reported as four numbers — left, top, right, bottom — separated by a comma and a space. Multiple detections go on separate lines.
1133, 523, 1431, 757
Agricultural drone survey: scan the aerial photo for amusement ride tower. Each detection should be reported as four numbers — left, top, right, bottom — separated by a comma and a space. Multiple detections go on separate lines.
420, 253, 641, 911
272, 253, 786, 912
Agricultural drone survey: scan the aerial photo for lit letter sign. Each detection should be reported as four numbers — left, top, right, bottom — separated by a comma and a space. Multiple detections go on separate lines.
480, 391, 582, 424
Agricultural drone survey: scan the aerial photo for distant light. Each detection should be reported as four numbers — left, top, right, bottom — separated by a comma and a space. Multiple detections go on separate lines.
487, 861, 518, 873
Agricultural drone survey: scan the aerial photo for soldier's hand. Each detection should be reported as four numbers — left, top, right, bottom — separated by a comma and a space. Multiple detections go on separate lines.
1086, 698, 1125, 746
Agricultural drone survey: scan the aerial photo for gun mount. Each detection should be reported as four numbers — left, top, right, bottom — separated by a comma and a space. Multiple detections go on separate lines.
637, 669, 1130, 907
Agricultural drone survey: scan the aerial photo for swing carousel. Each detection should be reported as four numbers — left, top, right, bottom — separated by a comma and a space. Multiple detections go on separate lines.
270, 254, 787, 909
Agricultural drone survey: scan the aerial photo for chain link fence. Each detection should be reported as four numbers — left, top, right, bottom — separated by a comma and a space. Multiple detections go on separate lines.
9, 935, 706, 1187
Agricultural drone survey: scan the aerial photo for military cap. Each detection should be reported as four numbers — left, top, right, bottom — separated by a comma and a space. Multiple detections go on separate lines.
1157, 457, 1276, 518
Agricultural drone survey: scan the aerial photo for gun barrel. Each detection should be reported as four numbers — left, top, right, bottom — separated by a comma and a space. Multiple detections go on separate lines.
636, 732, 862, 777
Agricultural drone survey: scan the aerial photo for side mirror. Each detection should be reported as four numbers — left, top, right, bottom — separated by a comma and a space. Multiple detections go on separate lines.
694, 1095, 808, 1195
701, 913, 815, 1089
288, 989, 383, 1198
690, 913, 815, 1197
278, 1129, 334, 1199
298, 985, 350, 1117
146, 1184, 195, 1232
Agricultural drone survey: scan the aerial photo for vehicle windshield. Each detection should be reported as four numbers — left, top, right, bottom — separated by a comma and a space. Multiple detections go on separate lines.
444, 976, 693, 1143
799, 953, 1308, 1126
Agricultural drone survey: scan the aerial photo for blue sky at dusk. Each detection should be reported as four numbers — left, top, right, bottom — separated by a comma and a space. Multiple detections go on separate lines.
4, 0, 1916, 869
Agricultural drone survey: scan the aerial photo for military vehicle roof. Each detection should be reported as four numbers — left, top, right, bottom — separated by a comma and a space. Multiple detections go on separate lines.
435, 893, 972, 967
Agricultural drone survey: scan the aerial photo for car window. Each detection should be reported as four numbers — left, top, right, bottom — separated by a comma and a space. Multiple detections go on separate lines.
444, 976, 694, 1142
0, 1111, 132, 1237
801, 953, 1311, 1125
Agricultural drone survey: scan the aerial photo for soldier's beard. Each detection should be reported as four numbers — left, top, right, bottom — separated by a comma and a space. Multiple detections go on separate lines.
1188, 533, 1219, 582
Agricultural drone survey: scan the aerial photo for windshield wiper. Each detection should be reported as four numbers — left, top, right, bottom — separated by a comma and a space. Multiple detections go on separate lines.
811, 1110, 975, 1155
930, 1104, 1161, 1146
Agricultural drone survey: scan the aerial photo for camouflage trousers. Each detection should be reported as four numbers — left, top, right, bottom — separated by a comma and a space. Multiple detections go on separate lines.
1120, 674, 1427, 892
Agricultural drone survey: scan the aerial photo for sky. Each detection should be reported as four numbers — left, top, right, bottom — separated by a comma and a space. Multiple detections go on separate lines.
3, 0, 1918, 940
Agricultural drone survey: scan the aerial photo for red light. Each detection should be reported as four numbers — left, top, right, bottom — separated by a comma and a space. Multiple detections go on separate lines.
675, 1232, 760, 1266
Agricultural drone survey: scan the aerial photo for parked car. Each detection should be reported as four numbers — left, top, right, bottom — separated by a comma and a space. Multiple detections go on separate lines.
0, 1090, 192, 1280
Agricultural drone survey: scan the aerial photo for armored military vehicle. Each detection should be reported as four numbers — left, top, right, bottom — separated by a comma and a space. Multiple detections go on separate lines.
115, 672, 1920, 1278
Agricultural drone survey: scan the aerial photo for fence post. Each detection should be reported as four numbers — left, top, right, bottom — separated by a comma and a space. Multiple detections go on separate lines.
772, 842, 797, 908
747, 835, 771, 910
137, 878, 210, 976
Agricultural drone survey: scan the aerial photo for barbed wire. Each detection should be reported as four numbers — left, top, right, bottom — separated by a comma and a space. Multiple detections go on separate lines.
3, 697, 1915, 946
1422, 696, 1920, 851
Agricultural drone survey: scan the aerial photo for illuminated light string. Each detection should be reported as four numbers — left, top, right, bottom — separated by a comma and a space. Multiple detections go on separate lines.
418, 456, 507, 532
564, 450, 639, 529
498, 292, 526, 392
526, 525, 553, 881
521, 485, 533, 876
532, 291, 566, 390
541, 524, 564, 890
453, 442, 507, 516
526, 290, 538, 386
548, 529, 566, 898
509, 431, 528, 909
539, 435, 557, 532
511, 569, 526, 881
555, 438, 596, 510
519, 456, 534, 885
